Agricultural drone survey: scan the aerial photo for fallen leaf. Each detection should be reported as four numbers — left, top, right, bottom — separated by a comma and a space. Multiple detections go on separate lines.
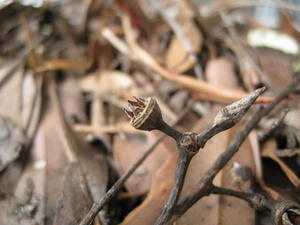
163, 0, 203, 73
53, 163, 92, 225
59, 76, 109, 218
113, 131, 175, 194
255, 47, 294, 93
262, 140, 300, 187
165, 23, 202, 73
120, 152, 177, 225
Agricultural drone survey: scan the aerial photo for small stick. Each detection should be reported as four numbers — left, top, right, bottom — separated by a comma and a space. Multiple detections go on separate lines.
209, 185, 273, 211
171, 73, 300, 224
79, 102, 194, 225
0, 39, 43, 87
155, 87, 266, 225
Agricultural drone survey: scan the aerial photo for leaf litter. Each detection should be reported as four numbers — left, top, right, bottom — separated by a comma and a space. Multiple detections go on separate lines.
0, 0, 300, 225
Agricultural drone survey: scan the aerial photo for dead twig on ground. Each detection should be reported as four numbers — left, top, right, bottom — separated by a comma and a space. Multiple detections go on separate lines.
121, 73, 300, 225
167, 73, 300, 225
79, 102, 194, 225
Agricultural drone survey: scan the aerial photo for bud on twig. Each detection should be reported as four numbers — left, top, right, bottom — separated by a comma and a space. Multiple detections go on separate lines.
213, 87, 267, 130
197, 87, 266, 148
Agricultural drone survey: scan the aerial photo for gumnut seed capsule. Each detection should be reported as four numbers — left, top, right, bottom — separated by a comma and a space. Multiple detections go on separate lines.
124, 97, 163, 131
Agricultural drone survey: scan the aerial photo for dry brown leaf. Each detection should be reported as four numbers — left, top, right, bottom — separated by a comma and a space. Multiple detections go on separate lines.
165, 22, 202, 73
53, 163, 92, 225
43, 107, 82, 225
280, 12, 300, 41
162, 0, 203, 74
262, 140, 300, 187
255, 48, 294, 93
205, 58, 239, 88
59, 76, 108, 204
120, 152, 177, 225
113, 131, 175, 194
45, 79, 106, 225
59, 77, 87, 124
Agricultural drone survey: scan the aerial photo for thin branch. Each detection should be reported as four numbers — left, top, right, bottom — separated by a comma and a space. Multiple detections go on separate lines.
209, 185, 273, 211
171, 73, 300, 224
154, 87, 266, 225
79, 103, 193, 225
154, 149, 192, 225
0, 39, 43, 88
102, 22, 272, 104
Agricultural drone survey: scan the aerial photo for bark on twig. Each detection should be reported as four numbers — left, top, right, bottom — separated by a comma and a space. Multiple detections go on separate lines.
170, 73, 300, 224
154, 87, 266, 225
79, 104, 193, 225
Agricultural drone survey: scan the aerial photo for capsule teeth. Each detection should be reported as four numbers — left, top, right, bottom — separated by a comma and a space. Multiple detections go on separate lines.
128, 100, 139, 106
128, 104, 139, 113
133, 96, 146, 106
124, 108, 134, 118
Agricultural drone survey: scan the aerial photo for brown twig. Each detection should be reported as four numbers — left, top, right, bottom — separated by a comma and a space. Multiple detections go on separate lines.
79, 135, 167, 225
0, 39, 43, 88
102, 21, 273, 104
154, 87, 266, 225
79, 102, 194, 225
209, 185, 273, 210
169, 73, 300, 224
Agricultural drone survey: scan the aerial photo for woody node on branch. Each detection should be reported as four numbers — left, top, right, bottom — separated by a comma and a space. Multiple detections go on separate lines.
125, 87, 266, 225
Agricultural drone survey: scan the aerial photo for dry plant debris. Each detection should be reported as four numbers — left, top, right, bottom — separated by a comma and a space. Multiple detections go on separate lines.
1, 1, 300, 225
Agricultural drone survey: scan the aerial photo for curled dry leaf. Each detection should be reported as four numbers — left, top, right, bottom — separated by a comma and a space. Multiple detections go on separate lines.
262, 140, 300, 187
